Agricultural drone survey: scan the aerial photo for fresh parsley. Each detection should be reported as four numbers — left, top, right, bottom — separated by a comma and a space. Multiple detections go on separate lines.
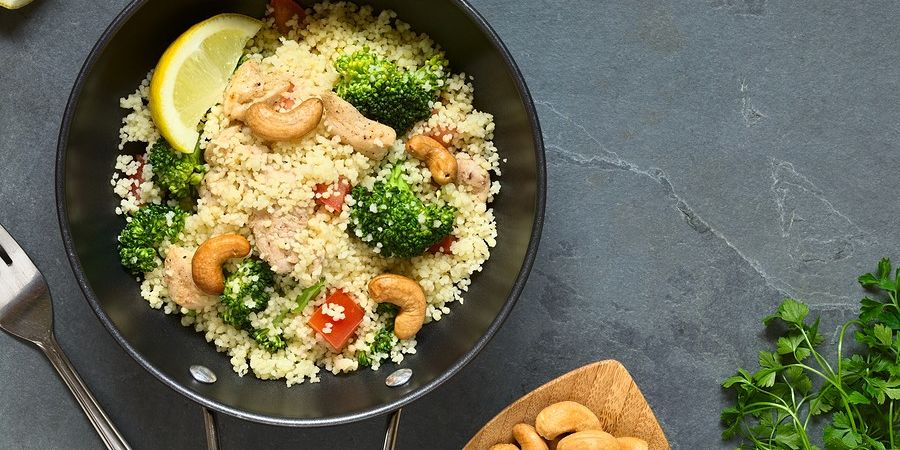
722, 258, 900, 449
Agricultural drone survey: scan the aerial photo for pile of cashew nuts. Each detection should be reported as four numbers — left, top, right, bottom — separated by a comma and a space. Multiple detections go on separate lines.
490, 401, 649, 450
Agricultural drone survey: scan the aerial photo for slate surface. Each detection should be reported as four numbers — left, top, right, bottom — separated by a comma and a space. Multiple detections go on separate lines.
1, 0, 897, 448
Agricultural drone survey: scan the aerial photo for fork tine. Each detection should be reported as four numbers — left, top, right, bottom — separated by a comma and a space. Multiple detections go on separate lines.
0, 259, 25, 302
0, 263, 20, 293
0, 225, 27, 295
0, 223, 34, 270
0, 223, 19, 255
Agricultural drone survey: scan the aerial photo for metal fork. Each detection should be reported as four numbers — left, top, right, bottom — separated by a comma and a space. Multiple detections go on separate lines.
0, 224, 131, 450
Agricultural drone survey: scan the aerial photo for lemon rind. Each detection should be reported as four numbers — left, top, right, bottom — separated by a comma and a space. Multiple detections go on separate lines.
149, 14, 261, 153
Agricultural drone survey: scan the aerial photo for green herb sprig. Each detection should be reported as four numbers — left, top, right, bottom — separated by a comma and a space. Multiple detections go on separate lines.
722, 258, 900, 449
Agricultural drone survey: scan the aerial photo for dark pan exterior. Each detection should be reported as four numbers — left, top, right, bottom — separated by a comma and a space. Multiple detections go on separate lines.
56, 0, 545, 426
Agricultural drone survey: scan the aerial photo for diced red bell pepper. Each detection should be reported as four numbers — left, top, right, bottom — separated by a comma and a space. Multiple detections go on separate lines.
427, 235, 456, 254
314, 176, 352, 213
277, 83, 296, 110
308, 289, 365, 351
279, 97, 296, 110
428, 125, 458, 146
271, 0, 307, 34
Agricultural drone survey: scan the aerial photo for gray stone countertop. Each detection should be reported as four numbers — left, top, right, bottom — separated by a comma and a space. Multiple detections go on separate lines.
2, 0, 898, 448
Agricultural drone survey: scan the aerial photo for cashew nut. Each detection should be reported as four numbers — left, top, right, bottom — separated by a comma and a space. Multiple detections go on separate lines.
489, 445, 520, 450
512, 423, 549, 450
246, 97, 324, 142
322, 92, 396, 160
556, 431, 620, 450
367, 274, 426, 340
535, 401, 602, 440
406, 135, 458, 185
616, 437, 649, 450
455, 152, 491, 202
191, 234, 251, 295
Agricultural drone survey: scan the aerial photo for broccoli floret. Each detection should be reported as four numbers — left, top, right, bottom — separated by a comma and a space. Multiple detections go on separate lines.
334, 48, 446, 134
220, 259, 283, 353
370, 325, 396, 354
117, 204, 187, 274
118, 204, 187, 248
358, 303, 399, 367
220, 259, 275, 330
349, 165, 455, 258
356, 351, 371, 368
148, 140, 205, 200
252, 328, 286, 353
118, 247, 157, 273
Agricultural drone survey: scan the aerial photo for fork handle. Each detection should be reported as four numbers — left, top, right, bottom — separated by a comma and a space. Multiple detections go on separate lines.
382, 408, 402, 450
38, 336, 132, 450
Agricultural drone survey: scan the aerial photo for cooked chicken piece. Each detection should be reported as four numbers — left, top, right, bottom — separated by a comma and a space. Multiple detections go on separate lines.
223, 61, 291, 122
249, 206, 311, 275
455, 153, 491, 202
321, 92, 395, 160
163, 246, 219, 310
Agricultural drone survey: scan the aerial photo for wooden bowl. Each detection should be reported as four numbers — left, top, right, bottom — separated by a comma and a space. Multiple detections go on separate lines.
465, 360, 669, 449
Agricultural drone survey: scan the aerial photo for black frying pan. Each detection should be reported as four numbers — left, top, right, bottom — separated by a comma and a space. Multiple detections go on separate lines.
56, 0, 545, 432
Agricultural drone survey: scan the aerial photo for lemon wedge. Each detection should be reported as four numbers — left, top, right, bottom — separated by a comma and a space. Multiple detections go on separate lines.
150, 14, 261, 153
0, 0, 34, 9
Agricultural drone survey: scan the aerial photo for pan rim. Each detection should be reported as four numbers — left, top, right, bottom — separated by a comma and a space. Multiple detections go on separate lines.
55, 0, 546, 427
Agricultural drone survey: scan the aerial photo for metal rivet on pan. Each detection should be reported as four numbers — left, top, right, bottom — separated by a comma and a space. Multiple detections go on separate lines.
385, 368, 412, 387
190, 365, 217, 384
